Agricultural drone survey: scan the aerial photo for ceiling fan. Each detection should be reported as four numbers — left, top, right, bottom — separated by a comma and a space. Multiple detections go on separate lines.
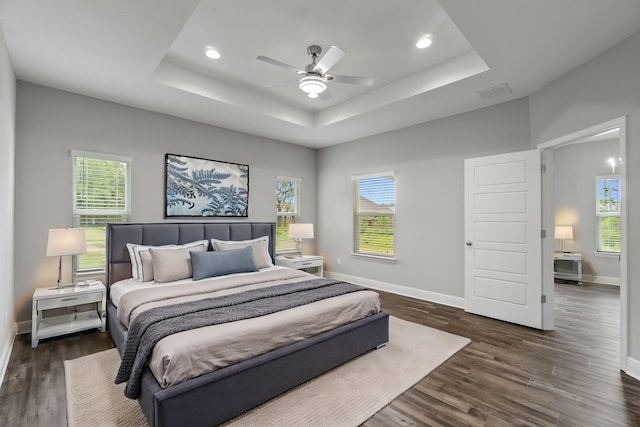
257, 45, 375, 98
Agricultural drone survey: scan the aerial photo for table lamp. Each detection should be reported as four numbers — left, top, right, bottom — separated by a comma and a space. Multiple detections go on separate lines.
554, 225, 574, 253
46, 228, 87, 288
288, 223, 314, 256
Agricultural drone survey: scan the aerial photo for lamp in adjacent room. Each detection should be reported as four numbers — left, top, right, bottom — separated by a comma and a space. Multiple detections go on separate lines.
554, 225, 574, 253
46, 228, 87, 289
288, 223, 314, 256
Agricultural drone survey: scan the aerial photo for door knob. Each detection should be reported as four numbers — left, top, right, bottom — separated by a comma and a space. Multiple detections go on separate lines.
465, 241, 473, 246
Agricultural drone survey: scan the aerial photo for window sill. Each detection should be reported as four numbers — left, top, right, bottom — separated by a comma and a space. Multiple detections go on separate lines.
351, 253, 397, 263
276, 249, 300, 255
77, 269, 106, 281
594, 251, 620, 258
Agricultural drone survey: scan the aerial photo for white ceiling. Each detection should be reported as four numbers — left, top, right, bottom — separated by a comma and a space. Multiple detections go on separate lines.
1, 0, 639, 148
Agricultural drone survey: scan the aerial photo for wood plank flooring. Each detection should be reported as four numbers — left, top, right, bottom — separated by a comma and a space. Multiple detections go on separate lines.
365, 283, 640, 427
1, 283, 638, 426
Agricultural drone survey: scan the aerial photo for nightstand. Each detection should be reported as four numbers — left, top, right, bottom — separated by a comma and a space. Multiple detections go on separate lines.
31, 281, 107, 347
554, 252, 583, 284
276, 255, 324, 278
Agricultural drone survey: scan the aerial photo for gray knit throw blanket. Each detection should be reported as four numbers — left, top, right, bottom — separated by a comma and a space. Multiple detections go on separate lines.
115, 278, 366, 398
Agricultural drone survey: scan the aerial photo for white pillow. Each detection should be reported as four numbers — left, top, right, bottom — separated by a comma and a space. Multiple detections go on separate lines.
150, 244, 207, 283
126, 242, 143, 280
211, 236, 273, 269
126, 240, 209, 282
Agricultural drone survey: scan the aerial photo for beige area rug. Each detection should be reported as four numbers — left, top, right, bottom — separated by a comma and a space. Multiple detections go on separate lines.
65, 316, 470, 427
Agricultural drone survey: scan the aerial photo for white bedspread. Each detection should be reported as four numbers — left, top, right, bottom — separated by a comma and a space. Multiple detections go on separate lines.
111, 268, 380, 388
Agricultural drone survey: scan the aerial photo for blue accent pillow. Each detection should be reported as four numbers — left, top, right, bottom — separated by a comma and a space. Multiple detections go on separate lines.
190, 246, 259, 281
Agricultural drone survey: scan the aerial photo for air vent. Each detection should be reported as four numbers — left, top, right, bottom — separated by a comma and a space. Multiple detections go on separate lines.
478, 83, 512, 100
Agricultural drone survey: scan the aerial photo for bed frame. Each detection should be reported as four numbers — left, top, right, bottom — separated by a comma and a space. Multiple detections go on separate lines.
106, 222, 389, 427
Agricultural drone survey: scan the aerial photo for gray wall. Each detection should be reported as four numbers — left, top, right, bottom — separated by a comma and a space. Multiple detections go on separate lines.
529, 31, 640, 359
0, 27, 15, 371
317, 98, 531, 299
9, 26, 640, 366
554, 139, 620, 281
14, 82, 317, 322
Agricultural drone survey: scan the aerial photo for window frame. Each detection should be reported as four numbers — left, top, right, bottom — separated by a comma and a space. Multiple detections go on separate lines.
72, 150, 132, 272
352, 172, 396, 259
276, 176, 301, 254
595, 174, 620, 254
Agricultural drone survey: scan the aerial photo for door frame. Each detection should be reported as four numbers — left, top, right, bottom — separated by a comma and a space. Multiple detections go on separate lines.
537, 116, 628, 371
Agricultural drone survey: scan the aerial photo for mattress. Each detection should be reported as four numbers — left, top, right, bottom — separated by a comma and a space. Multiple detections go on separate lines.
112, 267, 380, 389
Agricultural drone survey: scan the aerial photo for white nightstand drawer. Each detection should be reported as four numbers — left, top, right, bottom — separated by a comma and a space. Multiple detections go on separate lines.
295, 259, 322, 268
37, 291, 103, 311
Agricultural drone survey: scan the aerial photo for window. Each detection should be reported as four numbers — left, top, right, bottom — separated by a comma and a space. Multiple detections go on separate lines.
72, 150, 131, 270
276, 177, 300, 252
596, 175, 620, 253
353, 172, 395, 257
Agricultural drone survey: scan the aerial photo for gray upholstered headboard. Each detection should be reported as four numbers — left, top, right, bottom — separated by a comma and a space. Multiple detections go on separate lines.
106, 222, 276, 288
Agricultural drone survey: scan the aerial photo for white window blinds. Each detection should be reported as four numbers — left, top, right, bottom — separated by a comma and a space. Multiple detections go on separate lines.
276, 177, 301, 252
353, 172, 395, 257
72, 150, 132, 270
595, 175, 620, 253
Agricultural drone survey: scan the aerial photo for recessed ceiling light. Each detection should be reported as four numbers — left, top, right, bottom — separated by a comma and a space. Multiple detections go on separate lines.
204, 46, 221, 59
416, 36, 432, 49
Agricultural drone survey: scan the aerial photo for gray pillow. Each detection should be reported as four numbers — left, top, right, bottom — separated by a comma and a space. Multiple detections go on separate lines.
191, 246, 259, 281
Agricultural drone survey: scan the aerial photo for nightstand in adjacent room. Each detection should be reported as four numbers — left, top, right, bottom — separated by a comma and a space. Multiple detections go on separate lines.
553, 252, 583, 285
276, 255, 324, 278
31, 281, 107, 347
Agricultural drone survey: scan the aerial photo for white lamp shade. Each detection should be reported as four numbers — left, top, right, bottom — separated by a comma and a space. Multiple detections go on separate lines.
46, 228, 87, 256
288, 223, 314, 239
554, 225, 574, 240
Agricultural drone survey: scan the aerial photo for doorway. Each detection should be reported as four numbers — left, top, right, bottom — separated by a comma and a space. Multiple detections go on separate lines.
538, 116, 628, 371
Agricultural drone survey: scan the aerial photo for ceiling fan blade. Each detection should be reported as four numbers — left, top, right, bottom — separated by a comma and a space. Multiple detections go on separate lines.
327, 74, 375, 87
312, 45, 345, 74
257, 56, 305, 74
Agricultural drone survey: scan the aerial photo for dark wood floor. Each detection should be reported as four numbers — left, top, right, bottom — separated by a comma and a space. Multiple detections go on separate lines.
365, 283, 640, 427
1, 283, 638, 426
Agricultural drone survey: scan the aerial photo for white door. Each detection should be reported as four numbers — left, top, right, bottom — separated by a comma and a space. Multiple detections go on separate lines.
464, 149, 542, 329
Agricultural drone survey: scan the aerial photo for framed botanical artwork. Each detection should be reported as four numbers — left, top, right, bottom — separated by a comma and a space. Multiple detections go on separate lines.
165, 153, 249, 217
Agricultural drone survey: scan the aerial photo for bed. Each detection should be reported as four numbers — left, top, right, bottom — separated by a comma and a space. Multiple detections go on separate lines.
106, 222, 389, 427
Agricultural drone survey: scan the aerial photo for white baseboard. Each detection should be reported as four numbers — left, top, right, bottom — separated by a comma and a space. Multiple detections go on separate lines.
326, 271, 465, 309
581, 274, 620, 286
17, 320, 31, 335
626, 357, 640, 381
0, 323, 17, 387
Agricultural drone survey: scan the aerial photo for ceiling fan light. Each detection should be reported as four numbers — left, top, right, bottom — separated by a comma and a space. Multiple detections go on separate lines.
307, 93, 319, 99
299, 76, 326, 94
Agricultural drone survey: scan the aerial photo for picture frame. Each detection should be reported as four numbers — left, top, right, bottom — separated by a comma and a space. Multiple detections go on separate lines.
164, 153, 249, 217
